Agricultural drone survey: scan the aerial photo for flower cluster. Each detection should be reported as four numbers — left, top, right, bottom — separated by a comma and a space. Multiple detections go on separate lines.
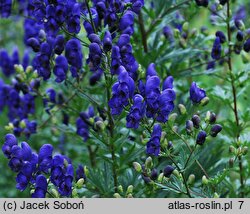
2, 134, 84, 198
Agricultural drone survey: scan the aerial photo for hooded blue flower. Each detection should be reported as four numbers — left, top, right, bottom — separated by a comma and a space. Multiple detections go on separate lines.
103, 31, 112, 52
126, 94, 145, 129
76, 164, 86, 181
109, 67, 135, 115
32, 175, 48, 198
87, 42, 102, 71
211, 37, 222, 60
146, 124, 162, 156
51, 155, 74, 197
38, 144, 53, 173
189, 82, 206, 103
53, 56, 68, 83
65, 39, 83, 77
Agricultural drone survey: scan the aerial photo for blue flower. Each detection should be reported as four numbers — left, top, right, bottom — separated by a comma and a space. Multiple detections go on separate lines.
103, 31, 112, 52
210, 124, 222, 137
196, 131, 207, 145
163, 165, 175, 177
189, 82, 206, 103
38, 144, 53, 173
211, 37, 222, 60
53, 56, 68, 83
215, 31, 226, 43
32, 175, 48, 198
126, 94, 145, 129
109, 67, 135, 115
76, 165, 86, 181
146, 124, 162, 156
87, 42, 102, 71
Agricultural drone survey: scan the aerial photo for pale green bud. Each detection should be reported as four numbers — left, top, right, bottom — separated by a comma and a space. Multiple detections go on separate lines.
133, 162, 142, 173
202, 175, 209, 185
187, 174, 195, 185
200, 97, 209, 106
113, 193, 121, 198
126, 185, 133, 194
178, 104, 187, 115
145, 157, 153, 169
76, 178, 85, 189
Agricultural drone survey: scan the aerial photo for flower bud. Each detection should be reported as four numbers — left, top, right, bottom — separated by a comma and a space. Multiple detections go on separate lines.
127, 193, 133, 198
168, 113, 178, 122
210, 124, 222, 137
157, 173, 164, 182
178, 104, 187, 115
174, 29, 180, 38
229, 145, 236, 154
173, 169, 181, 178
118, 185, 123, 194
126, 185, 133, 194
150, 168, 158, 181
145, 157, 153, 169
186, 120, 194, 134
94, 120, 105, 131
188, 174, 195, 185
20, 120, 26, 129
182, 22, 189, 32
163, 165, 175, 178
229, 158, 234, 168
50, 188, 59, 198
242, 146, 248, 155
133, 162, 142, 173
84, 166, 89, 177
14, 64, 24, 73
202, 175, 209, 185
72, 188, 78, 198
196, 131, 207, 145
76, 178, 85, 189
113, 193, 121, 198
200, 97, 209, 106
192, 115, 201, 129
5, 123, 14, 131
209, 112, 217, 124
214, 192, 220, 198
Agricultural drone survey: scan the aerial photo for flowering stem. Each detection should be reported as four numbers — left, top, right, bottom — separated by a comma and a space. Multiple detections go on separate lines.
104, 72, 118, 192
226, 0, 244, 197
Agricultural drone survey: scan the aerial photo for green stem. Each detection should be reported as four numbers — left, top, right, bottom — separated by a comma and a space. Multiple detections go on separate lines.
226, 0, 244, 198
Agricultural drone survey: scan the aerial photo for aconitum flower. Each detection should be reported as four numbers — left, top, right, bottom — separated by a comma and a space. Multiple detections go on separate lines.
189, 82, 206, 103
0, 0, 12, 17
109, 68, 135, 115
119, 11, 135, 35
38, 144, 53, 173
65, 39, 83, 76
146, 124, 162, 156
215, 31, 226, 43
76, 165, 86, 181
210, 124, 222, 137
32, 175, 48, 198
54, 35, 65, 55
50, 155, 74, 197
103, 31, 112, 52
87, 42, 102, 71
196, 131, 207, 145
211, 37, 222, 60
53, 56, 68, 83
243, 39, 250, 52
163, 165, 175, 177
163, 76, 174, 90
236, 31, 244, 42
126, 94, 145, 129
163, 26, 174, 42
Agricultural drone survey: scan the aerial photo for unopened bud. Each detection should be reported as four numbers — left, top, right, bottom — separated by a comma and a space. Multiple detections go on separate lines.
72, 188, 78, 198
145, 157, 153, 169
76, 178, 85, 189
192, 115, 201, 129
229, 145, 236, 154
126, 185, 133, 194
157, 173, 164, 182
127, 193, 133, 198
118, 185, 123, 194
50, 188, 59, 198
178, 104, 187, 115
214, 192, 220, 198
202, 175, 209, 185
133, 162, 142, 173
200, 97, 209, 106
186, 120, 194, 134
113, 193, 121, 198
229, 158, 234, 168
95, 120, 105, 131
20, 120, 26, 129
174, 29, 180, 38
182, 22, 189, 32
169, 113, 177, 122
188, 174, 195, 185
242, 146, 248, 155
